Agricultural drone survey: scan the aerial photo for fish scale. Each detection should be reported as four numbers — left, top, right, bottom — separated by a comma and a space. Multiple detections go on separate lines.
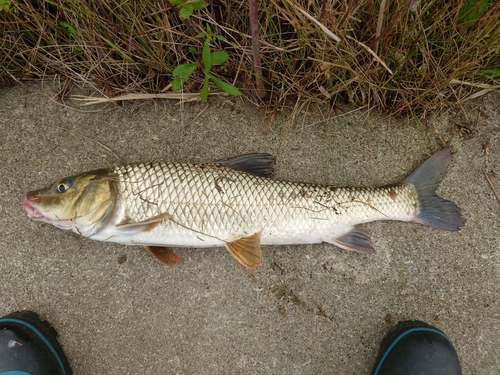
111, 161, 419, 246
23, 148, 464, 268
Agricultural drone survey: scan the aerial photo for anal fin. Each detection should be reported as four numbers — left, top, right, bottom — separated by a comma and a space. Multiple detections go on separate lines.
224, 229, 263, 269
328, 225, 375, 254
145, 246, 183, 265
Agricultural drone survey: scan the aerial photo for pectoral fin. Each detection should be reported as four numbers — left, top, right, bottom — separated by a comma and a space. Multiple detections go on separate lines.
328, 225, 375, 254
224, 229, 263, 269
116, 213, 172, 234
145, 246, 183, 265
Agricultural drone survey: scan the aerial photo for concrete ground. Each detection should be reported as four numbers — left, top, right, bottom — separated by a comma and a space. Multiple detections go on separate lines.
0, 83, 498, 374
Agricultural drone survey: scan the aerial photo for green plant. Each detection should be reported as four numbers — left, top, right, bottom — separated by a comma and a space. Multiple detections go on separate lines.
1, 0, 499, 113
459, 0, 492, 23
172, 24, 242, 102
0, 0, 11, 12
59, 21, 77, 39
170, 0, 207, 19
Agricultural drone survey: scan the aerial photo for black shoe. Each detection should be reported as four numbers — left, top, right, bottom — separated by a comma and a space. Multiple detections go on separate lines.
372, 320, 462, 375
0, 310, 72, 375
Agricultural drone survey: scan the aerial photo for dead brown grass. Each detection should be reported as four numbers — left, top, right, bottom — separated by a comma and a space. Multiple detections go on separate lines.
1, 0, 499, 114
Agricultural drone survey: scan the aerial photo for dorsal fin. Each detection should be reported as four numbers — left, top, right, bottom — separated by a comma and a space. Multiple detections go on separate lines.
224, 229, 263, 269
216, 154, 276, 178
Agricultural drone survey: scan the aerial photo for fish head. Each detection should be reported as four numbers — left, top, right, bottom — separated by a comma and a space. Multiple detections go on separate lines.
23, 169, 117, 236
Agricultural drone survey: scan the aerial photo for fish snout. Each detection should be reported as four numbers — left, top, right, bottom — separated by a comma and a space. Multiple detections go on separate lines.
23, 192, 45, 220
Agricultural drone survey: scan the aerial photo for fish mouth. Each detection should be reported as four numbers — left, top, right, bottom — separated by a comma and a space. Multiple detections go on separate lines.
23, 192, 72, 230
23, 192, 46, 221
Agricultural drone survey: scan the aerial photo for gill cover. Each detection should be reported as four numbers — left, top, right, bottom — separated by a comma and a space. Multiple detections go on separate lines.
75, 173, 117, 235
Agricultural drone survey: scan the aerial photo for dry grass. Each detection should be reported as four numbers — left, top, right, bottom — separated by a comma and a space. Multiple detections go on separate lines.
1, 0, 499, 114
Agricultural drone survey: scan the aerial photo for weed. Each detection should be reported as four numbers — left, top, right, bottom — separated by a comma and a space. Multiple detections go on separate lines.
170, 0, 207, 19
172, 24, 241, 102
0, 0, 11, 12
0, 0, 498, 113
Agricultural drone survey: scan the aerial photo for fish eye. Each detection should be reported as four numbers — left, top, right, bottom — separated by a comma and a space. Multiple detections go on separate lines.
57, 180, 71, 193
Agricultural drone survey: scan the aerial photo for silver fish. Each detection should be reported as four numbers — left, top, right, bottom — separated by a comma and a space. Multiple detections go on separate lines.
23, 147, 464, 268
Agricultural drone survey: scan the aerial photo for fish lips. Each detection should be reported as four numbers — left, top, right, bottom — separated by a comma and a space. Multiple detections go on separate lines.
23, 192, 46, 221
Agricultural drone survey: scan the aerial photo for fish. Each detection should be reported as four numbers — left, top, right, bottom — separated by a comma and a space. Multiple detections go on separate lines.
23, 147, 464, 269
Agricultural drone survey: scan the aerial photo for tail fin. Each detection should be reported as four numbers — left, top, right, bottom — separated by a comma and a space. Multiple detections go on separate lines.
404, 147, 465, 231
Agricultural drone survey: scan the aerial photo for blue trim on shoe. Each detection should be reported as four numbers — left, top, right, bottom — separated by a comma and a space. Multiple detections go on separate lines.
0, 371, 33, 375
373, 327, 451, 375
0, 318, 67, 375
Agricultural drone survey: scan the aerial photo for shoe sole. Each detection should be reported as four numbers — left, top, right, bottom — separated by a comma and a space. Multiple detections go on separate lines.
0, 311, 71, 375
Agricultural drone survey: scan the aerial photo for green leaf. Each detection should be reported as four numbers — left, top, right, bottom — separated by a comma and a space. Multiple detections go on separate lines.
172, 63, 198, 91
188, 46, 198, 55
459, 0, 491, 23
195, 32, 206, 39
101, 37, 133, 62
0, 0, 11, 12
209, 74, 242, 96
205, 23, 212, 33
169, 0, 186, 5
201, 78, 209, 102
211, 51, 228, 65
215, 35, 228, 42
59, 21, 76, 38
172, 76, 183, 91
179, 3, 193, 19
192, 0, 207, 10
481, 69, 500, 76
173, 63, 198, 79
202, 40, 212, 74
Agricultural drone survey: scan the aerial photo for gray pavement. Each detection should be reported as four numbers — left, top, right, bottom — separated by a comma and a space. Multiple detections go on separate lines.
1, 83, 499, 374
